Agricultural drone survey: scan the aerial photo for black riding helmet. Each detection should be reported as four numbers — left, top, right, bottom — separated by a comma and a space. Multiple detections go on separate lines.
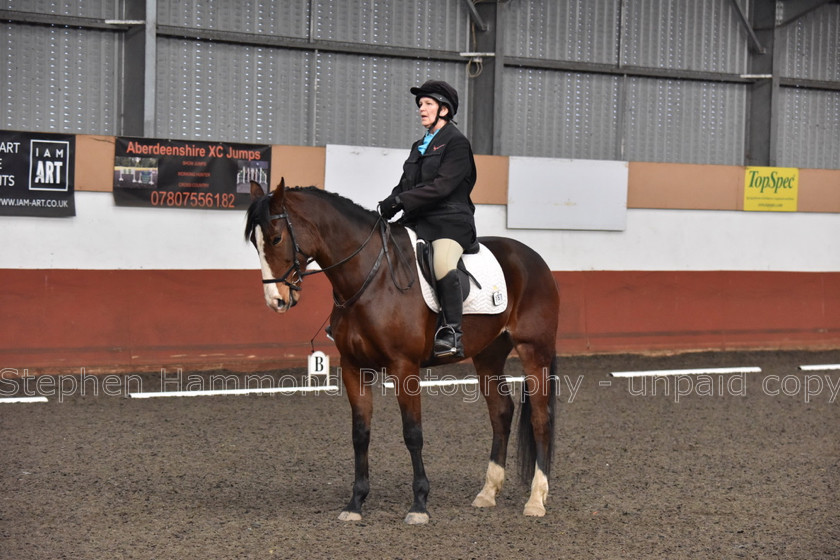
410, 80, 459, 121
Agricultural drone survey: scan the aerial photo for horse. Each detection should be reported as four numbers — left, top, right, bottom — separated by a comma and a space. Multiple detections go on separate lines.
245, 179, 559, 524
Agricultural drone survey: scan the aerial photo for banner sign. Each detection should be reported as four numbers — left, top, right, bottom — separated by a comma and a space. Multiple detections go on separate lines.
0, 130, 75, 217
113, 137, 270, 209
744, 166, 798, 212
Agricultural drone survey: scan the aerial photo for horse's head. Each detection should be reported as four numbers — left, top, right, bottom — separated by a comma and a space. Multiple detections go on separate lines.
245, 178, 306, 313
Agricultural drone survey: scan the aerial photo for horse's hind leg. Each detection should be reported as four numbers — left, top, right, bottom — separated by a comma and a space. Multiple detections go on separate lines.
516, 341, 557, 517
472, 335, 515, 508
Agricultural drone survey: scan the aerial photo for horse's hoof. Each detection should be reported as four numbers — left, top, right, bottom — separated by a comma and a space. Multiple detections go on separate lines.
404, 512, 429, 525
471, 493, 496, 508
523, 503, 546, 517
338, 511, 362, 522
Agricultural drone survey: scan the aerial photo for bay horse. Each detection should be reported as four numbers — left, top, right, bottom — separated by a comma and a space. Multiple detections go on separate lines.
245, 179, 559, 524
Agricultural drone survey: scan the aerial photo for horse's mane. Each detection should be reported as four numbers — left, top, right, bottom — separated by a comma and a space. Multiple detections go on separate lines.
293, 186, 380, 223
245, 186, 379, 242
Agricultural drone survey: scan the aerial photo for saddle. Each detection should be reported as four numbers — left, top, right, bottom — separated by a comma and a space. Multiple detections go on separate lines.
405, 228, 508, 315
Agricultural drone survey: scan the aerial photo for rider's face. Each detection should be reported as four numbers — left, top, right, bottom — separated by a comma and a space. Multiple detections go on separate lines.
418, 97, 448, 130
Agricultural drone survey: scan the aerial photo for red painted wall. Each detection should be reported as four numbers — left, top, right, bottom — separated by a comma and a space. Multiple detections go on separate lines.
1, 269, 838, 373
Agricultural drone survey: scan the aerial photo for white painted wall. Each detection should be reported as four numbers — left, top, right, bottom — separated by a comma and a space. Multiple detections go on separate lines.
1, 191, 838, 272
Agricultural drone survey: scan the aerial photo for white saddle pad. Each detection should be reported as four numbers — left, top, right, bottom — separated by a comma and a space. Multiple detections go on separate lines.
406, 228, 508, 315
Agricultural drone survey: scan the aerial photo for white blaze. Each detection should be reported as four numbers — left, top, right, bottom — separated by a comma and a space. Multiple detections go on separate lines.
255, 228, 282, 310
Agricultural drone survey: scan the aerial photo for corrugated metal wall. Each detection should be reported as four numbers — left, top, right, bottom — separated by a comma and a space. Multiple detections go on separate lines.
156, 39, 314, 144
4, 0, 113, 17
314, 0, 467, 51
155, 0, 468, 147
620, 0, 749, 72
312, 53, 466, 148
623, 78, 746, 164
501, 0, 749, 164
158, 0, 310, 36
777, 4, 840, 81
3, 0, 839, 168
776, 4, 840, 168
502, 0, 619, 63
2, 0, 119, 135
502, 69, 620, 159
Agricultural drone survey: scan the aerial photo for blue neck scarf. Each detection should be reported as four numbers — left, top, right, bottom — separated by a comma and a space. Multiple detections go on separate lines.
417, 128, 440, 155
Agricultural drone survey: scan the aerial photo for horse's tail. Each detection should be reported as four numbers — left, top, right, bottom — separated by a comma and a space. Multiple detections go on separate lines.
517, 355, 557, 486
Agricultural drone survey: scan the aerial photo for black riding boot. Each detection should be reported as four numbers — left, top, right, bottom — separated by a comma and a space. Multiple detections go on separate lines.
433, 271, 464, 358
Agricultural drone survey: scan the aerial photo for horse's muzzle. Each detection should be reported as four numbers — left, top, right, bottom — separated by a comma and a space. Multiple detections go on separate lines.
270, 295, 298, 313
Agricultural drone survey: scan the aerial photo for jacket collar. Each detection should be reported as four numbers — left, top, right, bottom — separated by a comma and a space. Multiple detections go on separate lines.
421, 122, 453, 153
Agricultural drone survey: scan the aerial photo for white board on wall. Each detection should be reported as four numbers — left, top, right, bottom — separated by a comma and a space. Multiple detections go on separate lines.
324, 144, 408, 210
507, 157, 629, 230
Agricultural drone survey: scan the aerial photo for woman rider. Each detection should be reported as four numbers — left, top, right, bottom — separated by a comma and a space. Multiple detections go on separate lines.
378, 80, 477, 359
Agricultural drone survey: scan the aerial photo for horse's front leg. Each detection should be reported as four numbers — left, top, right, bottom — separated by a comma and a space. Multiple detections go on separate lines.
392, 367, 430, 524
338, 363, 373, 521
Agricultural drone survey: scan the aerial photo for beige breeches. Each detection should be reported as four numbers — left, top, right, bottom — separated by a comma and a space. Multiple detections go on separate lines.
432, 238, 463, 280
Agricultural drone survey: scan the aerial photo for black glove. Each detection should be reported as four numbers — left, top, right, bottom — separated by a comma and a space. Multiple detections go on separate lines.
378, 195, 403, 220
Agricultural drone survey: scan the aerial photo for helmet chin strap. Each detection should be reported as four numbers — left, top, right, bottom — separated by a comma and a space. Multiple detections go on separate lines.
426, 106, 446, 132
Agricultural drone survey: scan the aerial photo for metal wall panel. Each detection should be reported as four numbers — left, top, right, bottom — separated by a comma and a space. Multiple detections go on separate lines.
777, 4, 840, 82
2, 24, 118, 134
4, 0, 838, 169
623, 77, 746, 165
4, 0, 116, 18
777, 87, 840, 169
155, 0, 469, 147
314, 0, 468, 51
156, 38, 313, 144
620, 0, 749, 73
156, 45, 467, 147
314, 53, 467, 147
503, 0, 619, 63
500, 68, 620, 159
157, 0, 310, 37
501, 0, 751, 164
775, 4, 840, 169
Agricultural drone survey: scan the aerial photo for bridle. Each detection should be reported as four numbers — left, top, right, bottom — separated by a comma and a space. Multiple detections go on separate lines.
260, 205, 414, 308
259, 210, 310, 293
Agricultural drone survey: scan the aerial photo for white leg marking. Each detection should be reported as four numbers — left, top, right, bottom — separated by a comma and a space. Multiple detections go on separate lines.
404, 512, 430, 525
472, 461, 505, 508
523, 466, 548, 517
338, 511, 362, 522
255, 229, 283, 311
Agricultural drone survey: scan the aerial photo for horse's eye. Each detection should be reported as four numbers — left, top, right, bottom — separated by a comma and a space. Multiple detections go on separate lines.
272, 235, 282, 246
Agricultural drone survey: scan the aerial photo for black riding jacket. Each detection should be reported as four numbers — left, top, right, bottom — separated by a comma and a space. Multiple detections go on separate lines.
389, 122, 477, 250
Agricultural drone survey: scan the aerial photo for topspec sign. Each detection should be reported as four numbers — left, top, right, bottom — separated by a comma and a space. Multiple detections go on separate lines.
744, 166, 798, 212
0, 130, 75, 217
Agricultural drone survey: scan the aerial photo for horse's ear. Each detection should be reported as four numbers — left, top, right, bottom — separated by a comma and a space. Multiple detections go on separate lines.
270, 178, 286, 205
250, 180, 265, 199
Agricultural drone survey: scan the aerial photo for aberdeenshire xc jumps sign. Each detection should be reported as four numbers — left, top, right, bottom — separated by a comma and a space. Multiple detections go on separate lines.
113, 136, 270, 210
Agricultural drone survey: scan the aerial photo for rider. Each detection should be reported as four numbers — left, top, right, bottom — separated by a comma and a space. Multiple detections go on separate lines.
378, 80, 477, 359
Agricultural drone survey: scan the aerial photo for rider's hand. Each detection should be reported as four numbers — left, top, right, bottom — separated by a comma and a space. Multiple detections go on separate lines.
378, 195, 403, 220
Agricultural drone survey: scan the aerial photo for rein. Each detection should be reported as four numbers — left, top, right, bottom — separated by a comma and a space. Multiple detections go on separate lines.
261, 206, 414, 308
